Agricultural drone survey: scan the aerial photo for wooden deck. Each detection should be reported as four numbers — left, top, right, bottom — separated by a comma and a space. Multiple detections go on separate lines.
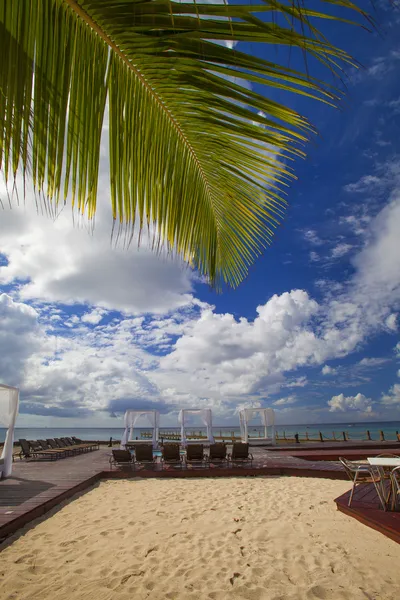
272, 447, 400, 461
335, 483, 400, 544
1, 446, 347, 542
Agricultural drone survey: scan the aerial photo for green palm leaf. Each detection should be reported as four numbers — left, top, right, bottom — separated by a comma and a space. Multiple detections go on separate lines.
0, 0, 370, 287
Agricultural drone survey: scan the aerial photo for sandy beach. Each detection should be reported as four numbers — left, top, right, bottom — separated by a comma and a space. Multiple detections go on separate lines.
1, 477, 399, 600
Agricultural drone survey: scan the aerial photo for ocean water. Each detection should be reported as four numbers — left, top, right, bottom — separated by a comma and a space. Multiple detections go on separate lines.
1, 422, 400, 443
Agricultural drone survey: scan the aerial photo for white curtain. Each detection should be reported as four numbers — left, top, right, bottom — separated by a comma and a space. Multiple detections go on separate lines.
0, 385, 19, 477
239, 408, 275, 444
120, 410, 159, 448
179, 409, 214, 446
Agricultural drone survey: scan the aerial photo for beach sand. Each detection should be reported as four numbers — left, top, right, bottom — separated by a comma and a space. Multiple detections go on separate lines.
1, 477, 399, 600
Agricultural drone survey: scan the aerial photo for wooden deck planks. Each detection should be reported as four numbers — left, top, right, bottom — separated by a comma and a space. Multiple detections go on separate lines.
335, 483, 400, 544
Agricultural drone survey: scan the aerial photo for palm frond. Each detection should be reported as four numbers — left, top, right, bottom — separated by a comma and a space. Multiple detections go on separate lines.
0, 0, 370, 287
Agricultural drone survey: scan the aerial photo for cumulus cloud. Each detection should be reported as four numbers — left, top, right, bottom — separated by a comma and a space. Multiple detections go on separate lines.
328, 393, 373, 413
273, 396, 297, 406
381, 383, 400, 406
0, 198, 194, 315
321, 365, 336, 375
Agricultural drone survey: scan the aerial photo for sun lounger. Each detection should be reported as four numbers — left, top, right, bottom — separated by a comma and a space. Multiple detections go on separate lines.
53, 438, 81, 455
208, 443, 228, 466
38, 440, 67, 459
186, 444, 208, 468
339, 457, 386, 510
109, 449, 134, 470
71, 437, 99, 451
46, 438, 75, 457
133, 444, 156, 469
228, 442, 253, 467
60, 438, 87, 453
161, 444, 183, 469
19, 439, 60, 461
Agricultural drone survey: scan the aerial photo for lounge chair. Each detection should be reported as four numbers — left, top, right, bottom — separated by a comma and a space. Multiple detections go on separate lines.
339, 457, 386, 510
228, 442, 253, 467
161, 444, 183, 469
133, 444, 156, 469
46, 438, 75, 457
71, 437, 99, 451
19, 439, 60, 461
38, 440, 67, 459
53, 438, 81, 455
208, 443, 228, 466
109, 449, 133, 470
61, 437, 88, 454
186, 444, 208, 468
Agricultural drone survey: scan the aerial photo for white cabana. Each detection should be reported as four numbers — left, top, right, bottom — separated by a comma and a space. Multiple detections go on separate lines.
120, 409, 160, 448
179, 408, 214, 446
0, 384, 19, 478
239, 407, 276, 445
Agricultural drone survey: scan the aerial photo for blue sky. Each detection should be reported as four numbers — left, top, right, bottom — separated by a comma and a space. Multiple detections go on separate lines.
0, 3, 400, 428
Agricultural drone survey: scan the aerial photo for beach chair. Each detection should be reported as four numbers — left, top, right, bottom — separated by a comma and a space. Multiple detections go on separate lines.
19, 439, 59, 461
208, 443, 228, 466
71, 437, 99, 451
339, 457, 386, 510
109, 449, 133, 470
53, 438, 81, 455
390, 466, 400, 511
38, 440, 67, 459
46, 438, 75, 457
133, 444, 156, 469
228, 442, 253, 467
161, 444, 183, 469
185, 444, 208, 468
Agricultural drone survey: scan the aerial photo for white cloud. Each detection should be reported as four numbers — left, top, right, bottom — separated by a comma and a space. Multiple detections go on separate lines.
273, 396, 297, 406
331, 243, 353, 259
81, 309, 107, 325
357, 357, 389, 368
328, 393, 373, 413
343, 175, 381, 193
381, 383, 400, 406
0, 202, 194, 315
321, 365, 336, 375
303, 230, 323, 246
385, 313, 397, 331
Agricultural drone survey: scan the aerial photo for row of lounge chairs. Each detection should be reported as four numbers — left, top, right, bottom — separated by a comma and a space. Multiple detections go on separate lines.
19, 437, 99, 461
111, 442, 253, 470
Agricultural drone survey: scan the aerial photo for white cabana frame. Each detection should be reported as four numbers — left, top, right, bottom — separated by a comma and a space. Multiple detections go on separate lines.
239, 408, 276, 445
0, 384, 19, 478
120, 409, 160, 449
179, 408, 214, 446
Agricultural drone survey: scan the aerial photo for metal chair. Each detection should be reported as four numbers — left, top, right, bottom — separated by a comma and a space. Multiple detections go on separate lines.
339, 457, 386, 511
390, 466, 400, 511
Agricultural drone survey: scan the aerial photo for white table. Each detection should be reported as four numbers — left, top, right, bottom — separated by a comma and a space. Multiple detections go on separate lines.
367, 457, 400, 510
367, 457, 400, 467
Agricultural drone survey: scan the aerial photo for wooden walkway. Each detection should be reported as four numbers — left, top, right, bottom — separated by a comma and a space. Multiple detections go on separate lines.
1, 446, 346, 542
335, 483, 400, 544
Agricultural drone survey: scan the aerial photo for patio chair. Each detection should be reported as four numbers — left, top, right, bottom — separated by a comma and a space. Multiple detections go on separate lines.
228, 442, 253, 467
161, 444, 183, 469
339, 457, 386, 511
390, 466, 400, 511
133, 444, 156, 469
186, 444, 208, 468
109, 449, 133, 470
208, 443, 228, 466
